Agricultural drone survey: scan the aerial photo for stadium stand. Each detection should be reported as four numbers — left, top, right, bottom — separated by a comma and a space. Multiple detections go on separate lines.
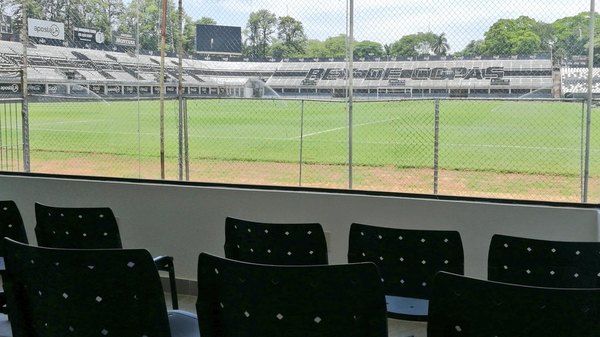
0, 41, 562, 99
0, 41, 22, 55
75, 69, 109, 82
561, 68, 600, 97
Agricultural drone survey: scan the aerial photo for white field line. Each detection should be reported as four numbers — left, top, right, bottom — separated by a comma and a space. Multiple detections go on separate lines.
289, 117, 401, 140
33, 119, 108, 126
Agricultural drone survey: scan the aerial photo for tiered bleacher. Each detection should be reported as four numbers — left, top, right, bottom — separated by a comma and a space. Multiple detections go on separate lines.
0, 41, 560, 99
561, 68, 600, 97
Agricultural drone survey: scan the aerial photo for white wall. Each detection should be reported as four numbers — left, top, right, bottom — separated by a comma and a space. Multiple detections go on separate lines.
1, 174, 598, 281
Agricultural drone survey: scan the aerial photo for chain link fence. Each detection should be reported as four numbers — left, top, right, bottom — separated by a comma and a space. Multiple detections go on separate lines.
0, 0, 599, 202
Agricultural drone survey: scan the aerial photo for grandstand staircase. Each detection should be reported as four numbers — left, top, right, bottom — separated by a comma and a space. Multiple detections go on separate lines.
71, 51, 91, 61
122, 65, 142, 80
90, 64, 115, 80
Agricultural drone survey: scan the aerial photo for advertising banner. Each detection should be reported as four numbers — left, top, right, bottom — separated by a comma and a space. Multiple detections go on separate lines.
114, 34, 136, 47
107, 85, 122, 95
89, 85, 105, 95
0, 83, 21, 95
139, 86, 152, 95
124, 86, 138, 95
27, 84, 45, 94
28, 18, 65, 40
74, 27, 105, 44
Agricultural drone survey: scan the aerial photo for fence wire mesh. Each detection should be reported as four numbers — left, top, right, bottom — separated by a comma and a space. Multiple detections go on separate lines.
0, 0, 599, 202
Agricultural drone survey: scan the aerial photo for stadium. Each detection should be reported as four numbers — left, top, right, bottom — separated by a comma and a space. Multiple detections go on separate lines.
0, 40, 595, 100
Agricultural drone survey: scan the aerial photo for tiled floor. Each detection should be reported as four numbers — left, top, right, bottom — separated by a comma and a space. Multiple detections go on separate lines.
0, 293, 427, 337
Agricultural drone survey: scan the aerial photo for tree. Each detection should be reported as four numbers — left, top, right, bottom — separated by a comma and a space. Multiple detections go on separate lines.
6, 0, 43, 33
389, 32, 436, 57
304, 39, 328, 58
276, 15, 306, 56
431, 33, 450, 55
457, 39, 484, 56
354, 40, 383, 58
323, 34, 347, 58
552, 12, 600, 61
480, 16, 547, 55
197, 16, 216, 25
244, 9, 277, 58
383, 43, 391, 57
118, 0, 178, 52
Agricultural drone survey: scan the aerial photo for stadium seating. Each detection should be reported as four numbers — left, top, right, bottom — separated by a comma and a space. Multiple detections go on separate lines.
0, 40, 564, 99
561, 68, 600, 96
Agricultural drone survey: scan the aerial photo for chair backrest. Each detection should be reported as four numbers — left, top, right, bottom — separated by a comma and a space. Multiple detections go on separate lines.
34, 202, 122, 249
0, 201, 28, 256
348, 223, 464, 299
197, 253, 387, 337
428, 271, 600, 337
488, 233, 600, 287
3, 238, 171, 337
224, 217, 328, 265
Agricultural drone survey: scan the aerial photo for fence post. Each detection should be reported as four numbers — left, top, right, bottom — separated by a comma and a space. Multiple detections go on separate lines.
21, 0, 30, 173
177, 0, 184, 181
299, 100, 305, 187
433, 99, 440, 195
583, 0, 596, 203
347, 0, 354, 190
184, 98, 190, 181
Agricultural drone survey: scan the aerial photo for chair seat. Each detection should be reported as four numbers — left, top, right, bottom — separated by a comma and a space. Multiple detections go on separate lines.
168, 310, 200, 337
386, 295, 428, 321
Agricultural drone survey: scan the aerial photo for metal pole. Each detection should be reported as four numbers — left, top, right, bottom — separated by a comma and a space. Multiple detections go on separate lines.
433, 99, 440, 194
184, 98, 189, 180
159, 0, 168, 180
21, 0, 30, 172
581, 100, 586, 201
136, 0, 141, 178
299, 100, 305, 187
177, 0, 184, 181
583, 0, 595, 203
347, 0, 354, 189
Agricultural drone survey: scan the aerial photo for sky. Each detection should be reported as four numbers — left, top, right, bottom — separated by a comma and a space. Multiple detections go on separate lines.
180, 0, 591, 51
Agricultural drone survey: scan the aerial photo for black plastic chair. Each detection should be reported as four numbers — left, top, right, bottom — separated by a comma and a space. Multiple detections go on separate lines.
224, 217, 328, 265
197, 252, 388, 337
0, 201, 29, 314
348, 222, 464, 321
428, 271, 600, 337
3, 238, 198, 337
488, 233, 600, 287
34, 202, 179, 309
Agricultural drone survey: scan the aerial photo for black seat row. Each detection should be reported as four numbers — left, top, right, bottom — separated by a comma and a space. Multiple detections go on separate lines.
3, 200, 600, 337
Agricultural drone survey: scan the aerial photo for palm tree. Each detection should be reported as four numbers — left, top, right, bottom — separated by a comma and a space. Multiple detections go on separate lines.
432, 33, 450, 56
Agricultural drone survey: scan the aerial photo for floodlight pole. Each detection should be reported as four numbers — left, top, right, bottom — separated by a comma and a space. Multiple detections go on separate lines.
583, 0, 595, 203
159, 0, 167, 179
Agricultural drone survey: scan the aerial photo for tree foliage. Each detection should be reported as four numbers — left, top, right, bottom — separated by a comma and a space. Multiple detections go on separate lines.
6, 2, 600, 64
354, 40, 383, 58
389, 32, 438, 57
244, 9, 277, 58
276, 15, 306, 57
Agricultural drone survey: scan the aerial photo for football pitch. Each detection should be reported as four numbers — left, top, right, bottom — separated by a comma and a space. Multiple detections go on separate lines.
21, 97, 600, 200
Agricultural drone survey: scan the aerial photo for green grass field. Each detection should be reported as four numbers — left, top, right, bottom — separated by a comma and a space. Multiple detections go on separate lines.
15, 97, 600, 201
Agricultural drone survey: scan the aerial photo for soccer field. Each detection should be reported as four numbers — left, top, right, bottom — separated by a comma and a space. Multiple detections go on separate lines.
22, 97, 600, 200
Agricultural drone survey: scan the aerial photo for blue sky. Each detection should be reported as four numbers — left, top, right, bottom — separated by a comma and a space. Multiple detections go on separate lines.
181, 0, 590, 51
